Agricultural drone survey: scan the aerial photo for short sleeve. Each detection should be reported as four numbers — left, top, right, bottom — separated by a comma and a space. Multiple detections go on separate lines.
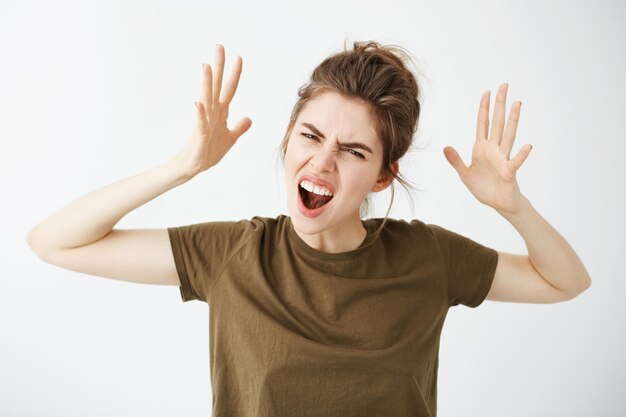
167, 219, 260, 303
426, 224, 499, 308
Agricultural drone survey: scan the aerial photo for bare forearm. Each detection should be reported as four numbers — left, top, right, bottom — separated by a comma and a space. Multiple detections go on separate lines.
27, 158, 191, 253
498, 195, 592, 296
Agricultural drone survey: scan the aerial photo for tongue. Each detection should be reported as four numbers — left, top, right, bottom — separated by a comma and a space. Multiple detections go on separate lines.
304, 189, 333, 210
310, 193, 332, 209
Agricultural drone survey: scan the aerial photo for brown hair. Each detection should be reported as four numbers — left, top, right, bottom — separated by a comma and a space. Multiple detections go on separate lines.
278, 40, 424, 239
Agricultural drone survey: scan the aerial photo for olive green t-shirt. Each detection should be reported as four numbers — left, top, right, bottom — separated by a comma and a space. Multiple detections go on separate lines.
167, 215, 498, 417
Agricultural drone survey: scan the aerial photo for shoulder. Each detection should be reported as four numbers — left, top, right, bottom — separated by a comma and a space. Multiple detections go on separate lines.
361, 218, 445, 273
365, 216, 431, 235
248, 214, 288, 231
169, 216, 271, 242
363, 217, 436, 247
245, 214, 293, 241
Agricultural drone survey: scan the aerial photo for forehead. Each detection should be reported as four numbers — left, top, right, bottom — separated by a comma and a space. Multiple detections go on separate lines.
296, 91, 379, 145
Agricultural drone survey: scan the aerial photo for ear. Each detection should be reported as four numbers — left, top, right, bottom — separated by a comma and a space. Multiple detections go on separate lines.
371, 160, 399, 192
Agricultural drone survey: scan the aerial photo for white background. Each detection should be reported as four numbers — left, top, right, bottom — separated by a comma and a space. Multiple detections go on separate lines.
2, 0, 624, 415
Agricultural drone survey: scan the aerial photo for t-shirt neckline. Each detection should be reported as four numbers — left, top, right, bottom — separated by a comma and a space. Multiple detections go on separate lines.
285, 215, 379, 261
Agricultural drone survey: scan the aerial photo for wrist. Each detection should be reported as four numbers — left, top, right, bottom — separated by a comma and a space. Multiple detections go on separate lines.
496, 194, 533, 221
162, 156, 195, 186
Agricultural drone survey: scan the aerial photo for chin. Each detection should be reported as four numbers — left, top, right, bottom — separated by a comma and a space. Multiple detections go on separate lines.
288, 205, 324, 234
291, 217, 327, 236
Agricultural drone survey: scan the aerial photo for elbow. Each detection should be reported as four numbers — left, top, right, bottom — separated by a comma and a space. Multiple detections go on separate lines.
581, 275, 592, 295
563, 275, 592, 301
26, 228, 39, 252
579, 273, 592, 294
25, 228, 51, 261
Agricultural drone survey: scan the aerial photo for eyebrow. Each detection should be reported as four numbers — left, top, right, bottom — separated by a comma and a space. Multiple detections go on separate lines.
300, 122, 374, 154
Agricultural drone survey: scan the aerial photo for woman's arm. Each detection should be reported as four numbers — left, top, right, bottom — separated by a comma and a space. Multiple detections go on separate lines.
443, 83, 591, 303
26, 159, 189, 255
489, 195, 591, 301
26, 44, 252, 285
25, 159, 189, 286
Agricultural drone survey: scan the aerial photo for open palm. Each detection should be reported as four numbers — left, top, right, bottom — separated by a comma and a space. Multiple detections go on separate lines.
443, 83, 532, 215
174, 44, 252, 180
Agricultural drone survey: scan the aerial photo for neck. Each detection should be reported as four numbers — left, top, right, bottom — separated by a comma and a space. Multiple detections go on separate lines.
294, 216, 368, 254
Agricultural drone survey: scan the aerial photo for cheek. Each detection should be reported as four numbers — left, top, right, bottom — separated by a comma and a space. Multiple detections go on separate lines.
284, 141, 309, 169
283, 141, 295, 166
341, 166, 379, 197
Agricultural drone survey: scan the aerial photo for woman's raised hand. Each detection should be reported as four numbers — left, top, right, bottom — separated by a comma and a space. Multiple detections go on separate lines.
174, 44, 252, 179
443, 83, 532, 215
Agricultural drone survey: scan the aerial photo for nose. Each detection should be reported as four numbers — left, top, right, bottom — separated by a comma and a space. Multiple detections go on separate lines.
309, 144, 337, 173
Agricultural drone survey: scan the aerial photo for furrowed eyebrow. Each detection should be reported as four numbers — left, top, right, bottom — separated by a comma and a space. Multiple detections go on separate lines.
300, 122, 374, 154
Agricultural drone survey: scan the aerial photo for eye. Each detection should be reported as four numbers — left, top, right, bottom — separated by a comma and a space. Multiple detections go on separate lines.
301, 133, 319, 141
346, 149, 365, 159
301, 132, 365, 159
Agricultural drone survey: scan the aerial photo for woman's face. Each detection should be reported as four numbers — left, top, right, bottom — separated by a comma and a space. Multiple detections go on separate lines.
284, 91, 390, 236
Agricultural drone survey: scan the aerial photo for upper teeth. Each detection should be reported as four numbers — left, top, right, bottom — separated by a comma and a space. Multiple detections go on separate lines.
300, 180, 333, 196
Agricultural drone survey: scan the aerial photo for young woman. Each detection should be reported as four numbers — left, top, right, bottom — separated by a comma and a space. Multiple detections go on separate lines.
27, 41, 592, 416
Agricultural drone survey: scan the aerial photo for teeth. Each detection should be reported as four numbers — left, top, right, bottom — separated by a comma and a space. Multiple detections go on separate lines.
299, 180, 333, 196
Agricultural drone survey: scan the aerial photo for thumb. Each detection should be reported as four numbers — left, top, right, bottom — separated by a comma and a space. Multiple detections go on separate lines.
230, 117, 253, 141
443, 146, 468, 177
510, 144, 532, 171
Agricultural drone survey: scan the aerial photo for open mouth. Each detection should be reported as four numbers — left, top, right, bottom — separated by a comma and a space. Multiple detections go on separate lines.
299, 184, 334, 210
